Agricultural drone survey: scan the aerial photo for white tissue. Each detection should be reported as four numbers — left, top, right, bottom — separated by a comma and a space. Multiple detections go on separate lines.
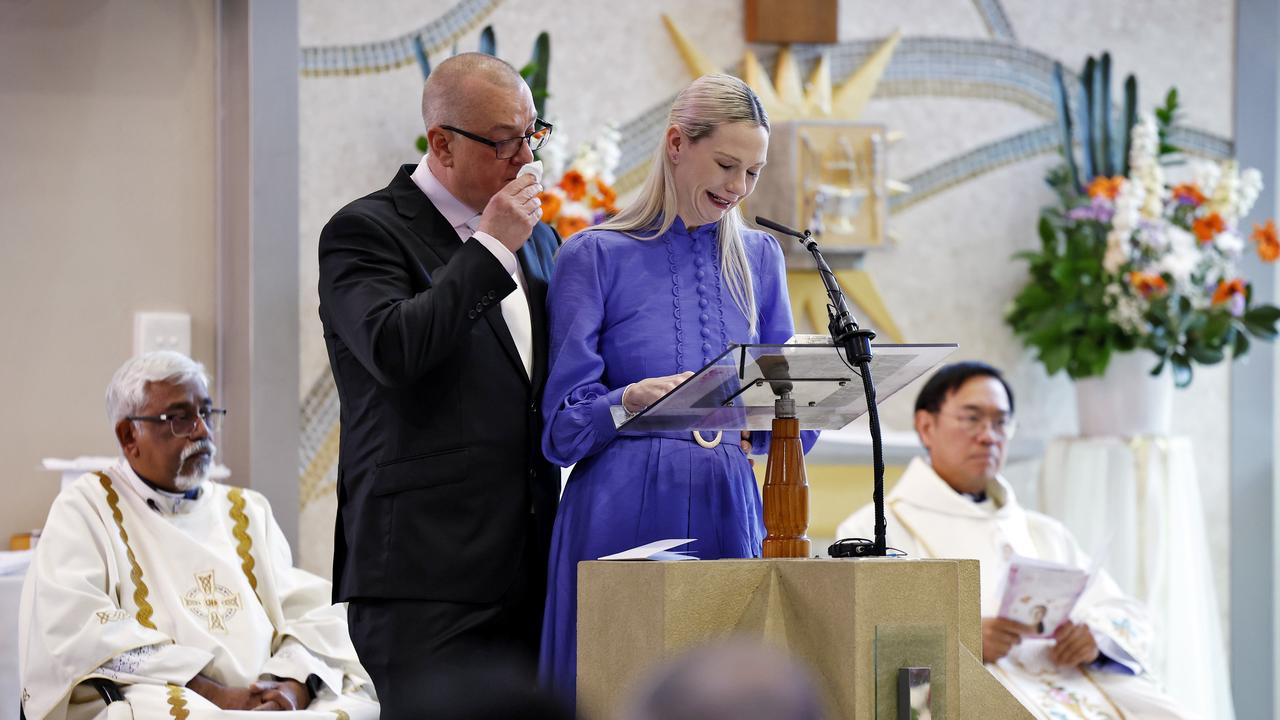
517, 160, 543, 184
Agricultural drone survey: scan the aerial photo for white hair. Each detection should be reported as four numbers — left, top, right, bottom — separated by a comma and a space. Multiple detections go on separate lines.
595, 74, 769, 335
105, 351, 209, 425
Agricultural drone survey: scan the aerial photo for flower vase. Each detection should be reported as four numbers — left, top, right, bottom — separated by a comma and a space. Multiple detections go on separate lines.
1074, 351, 1173, 437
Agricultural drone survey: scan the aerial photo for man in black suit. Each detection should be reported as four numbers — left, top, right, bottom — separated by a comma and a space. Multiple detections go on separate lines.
317, 53, 561, 715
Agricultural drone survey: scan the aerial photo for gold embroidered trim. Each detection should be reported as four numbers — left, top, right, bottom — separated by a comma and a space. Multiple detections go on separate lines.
332, 712, 351, 720
96, 473, 157, 630
165, 683, 190, 719
226, 487, 264, 606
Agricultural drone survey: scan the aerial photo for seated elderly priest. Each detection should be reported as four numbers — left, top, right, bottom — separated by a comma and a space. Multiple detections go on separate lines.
18, 352, 378, 719
837, 362, 1191, 720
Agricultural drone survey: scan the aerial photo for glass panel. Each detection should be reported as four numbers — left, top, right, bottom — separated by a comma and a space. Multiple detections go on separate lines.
617, 342, 957, 432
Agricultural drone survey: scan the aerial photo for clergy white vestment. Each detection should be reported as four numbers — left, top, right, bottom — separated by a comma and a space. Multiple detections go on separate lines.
19, 460, 378, 720
836, 458, 1192, 720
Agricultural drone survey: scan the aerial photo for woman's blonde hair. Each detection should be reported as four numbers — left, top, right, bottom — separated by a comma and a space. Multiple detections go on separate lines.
596, 74, 769, 333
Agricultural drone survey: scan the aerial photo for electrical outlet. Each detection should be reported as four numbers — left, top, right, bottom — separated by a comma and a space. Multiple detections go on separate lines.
133, 312, 191, 357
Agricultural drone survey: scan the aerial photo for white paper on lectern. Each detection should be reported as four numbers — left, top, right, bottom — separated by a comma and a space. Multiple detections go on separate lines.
599, 538, 697, 561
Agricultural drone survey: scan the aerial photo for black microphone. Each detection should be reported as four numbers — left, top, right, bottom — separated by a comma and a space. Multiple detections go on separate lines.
753, 216, 817, 251
754, 216, 873, 364
756, 215, 889, 557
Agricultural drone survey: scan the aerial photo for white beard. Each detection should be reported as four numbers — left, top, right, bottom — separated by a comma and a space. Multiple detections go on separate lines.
173, 440, 216, 492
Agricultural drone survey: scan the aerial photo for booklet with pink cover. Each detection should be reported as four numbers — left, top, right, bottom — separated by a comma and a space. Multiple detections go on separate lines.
997, 554, 1091, 638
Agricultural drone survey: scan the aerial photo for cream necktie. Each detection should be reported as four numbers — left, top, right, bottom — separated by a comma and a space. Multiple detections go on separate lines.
466, 216, 533, 379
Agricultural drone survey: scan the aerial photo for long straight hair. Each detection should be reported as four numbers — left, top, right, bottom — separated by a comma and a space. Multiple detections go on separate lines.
596, 74, 769, 334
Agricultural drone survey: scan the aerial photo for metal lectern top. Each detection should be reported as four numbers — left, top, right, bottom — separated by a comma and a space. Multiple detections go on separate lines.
614, 342, 958, 433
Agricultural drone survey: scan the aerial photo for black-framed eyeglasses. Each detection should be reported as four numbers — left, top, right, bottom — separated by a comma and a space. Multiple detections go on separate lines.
127, 408, 226, 437
440, 118, 553, 160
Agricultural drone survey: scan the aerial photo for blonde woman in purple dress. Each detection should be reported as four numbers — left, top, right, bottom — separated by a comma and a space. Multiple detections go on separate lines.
538, 74, 818, 704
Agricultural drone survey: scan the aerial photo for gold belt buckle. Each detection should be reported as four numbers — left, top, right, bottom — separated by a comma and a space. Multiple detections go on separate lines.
692, 430, 723, 449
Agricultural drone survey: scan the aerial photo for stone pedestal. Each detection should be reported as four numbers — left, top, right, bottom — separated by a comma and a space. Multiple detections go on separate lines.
577, 558, 1032, 719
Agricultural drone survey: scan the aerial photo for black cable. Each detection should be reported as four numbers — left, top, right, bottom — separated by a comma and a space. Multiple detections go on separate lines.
858, 359, 887, 555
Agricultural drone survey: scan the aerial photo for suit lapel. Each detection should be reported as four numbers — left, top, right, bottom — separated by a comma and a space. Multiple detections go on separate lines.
390, 166, 529, 386
483, 296, 528, 387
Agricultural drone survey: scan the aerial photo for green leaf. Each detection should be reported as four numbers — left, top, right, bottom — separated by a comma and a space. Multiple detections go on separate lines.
1188, 344, 1224, 365
1234, 328, 1251, 357
1041, 344, 1072, 375
1171, 357, 1193, 388
1245, 304, 1280, 327
415, 135, 428, 153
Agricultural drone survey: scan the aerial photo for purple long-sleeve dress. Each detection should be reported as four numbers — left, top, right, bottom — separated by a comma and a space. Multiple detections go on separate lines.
537, 218, 818, 702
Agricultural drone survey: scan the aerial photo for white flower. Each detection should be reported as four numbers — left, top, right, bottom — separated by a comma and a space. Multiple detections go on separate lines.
593, 123, 622, 185
1128, 115, 1165, 219
1159, 225, 1202, 283
560, 199, 592, 220
1215, 230, 1245, 257
539, 120, 571, 184
1112, 178, 1144, 235
1192, 160, 1221, 196
1105, 282, 1148, 336
1135, 222, 1169, 251
1239, 167, 1263, 219
1104, 229, 1130, 274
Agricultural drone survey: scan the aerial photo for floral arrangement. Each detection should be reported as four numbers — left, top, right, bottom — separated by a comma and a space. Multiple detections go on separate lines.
537, 123, 622, 239
1007, 59, 1280, 387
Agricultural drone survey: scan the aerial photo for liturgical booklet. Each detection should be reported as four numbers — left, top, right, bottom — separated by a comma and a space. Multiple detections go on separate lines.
996, 554, 1091, 638
598, 538, 698, 561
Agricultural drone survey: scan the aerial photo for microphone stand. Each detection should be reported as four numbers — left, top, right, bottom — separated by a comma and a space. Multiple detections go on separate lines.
756, 216, 888, 557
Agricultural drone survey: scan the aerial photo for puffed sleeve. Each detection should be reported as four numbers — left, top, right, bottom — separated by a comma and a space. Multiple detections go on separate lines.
540, 234, 627, 467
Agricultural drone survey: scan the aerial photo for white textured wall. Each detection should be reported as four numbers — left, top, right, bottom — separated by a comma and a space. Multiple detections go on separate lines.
297, 1, 1236, 639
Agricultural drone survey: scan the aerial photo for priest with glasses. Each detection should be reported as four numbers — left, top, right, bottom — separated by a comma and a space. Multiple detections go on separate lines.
18, 351, 378, 719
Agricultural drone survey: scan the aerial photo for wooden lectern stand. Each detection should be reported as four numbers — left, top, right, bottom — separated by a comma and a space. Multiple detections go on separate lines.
577, 559, 1032, 719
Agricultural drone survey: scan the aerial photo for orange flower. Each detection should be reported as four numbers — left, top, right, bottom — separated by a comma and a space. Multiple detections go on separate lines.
555, 215, 589, 238
590, 178, 618, 212
1253, 219, 1279, 262
1086, 175, 1124, 200
559, 170, 588, 202
1127, 271, 1168, 299
1212, 278, 1247, 305
1172, 183, 1206, 206
538, 191, 562, 222
1192, 212, 1226, 244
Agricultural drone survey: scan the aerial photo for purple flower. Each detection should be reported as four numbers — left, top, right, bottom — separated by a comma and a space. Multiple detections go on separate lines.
1229, 293, 1246, 317
1067, 197, 1114, 223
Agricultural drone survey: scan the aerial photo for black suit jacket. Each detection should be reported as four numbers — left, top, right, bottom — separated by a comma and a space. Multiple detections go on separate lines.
318, 165, 560, 604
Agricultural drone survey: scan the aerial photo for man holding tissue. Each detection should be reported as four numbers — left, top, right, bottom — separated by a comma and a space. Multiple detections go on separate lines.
318, 52, 561, 714
836, 362, 1193, 719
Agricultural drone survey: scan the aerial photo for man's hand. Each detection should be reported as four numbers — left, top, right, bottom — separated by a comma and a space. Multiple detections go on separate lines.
1049, 621, 1100, 667
250, 678, 312, 711
476, 175, 543, 253
982, 617, 1035, 663
623, 372, 695, 413
186, 674, 260, 710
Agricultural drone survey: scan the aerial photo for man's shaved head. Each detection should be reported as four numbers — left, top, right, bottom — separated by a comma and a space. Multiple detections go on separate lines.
422, 52, 527, 132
